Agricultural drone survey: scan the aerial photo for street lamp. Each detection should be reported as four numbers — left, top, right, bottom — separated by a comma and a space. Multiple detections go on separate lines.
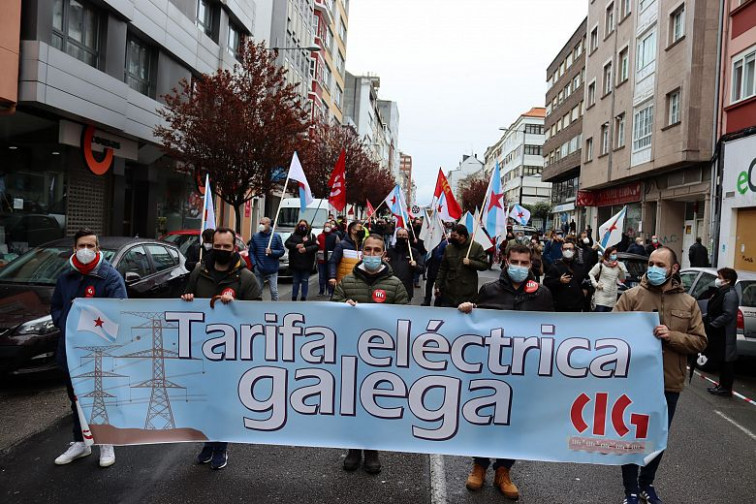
498, 126, 527, 206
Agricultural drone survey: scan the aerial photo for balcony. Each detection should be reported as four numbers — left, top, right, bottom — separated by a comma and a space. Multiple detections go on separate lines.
314, 0, 335, 26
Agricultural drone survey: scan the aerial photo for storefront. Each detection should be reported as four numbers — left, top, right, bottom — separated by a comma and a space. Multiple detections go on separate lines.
718, 134, 756, 272
576, 181, 642, 242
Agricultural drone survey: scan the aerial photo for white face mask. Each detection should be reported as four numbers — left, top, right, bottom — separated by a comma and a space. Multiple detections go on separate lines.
583, 237, 590, 244
75, 248, 97, 265
258, 224, 267, 232
203, 243, 213, 251
562, 249, 575, 260
714, 278, 727, 288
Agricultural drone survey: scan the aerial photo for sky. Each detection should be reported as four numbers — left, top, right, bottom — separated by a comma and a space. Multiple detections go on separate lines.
345, 0, 588, 206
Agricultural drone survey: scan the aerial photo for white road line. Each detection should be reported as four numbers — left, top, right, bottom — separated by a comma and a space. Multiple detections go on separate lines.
429, 454, 448, 504
714, 410, 756, 441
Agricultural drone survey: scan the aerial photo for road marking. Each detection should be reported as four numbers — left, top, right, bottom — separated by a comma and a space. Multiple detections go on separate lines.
429, 454, 448, 504
714, 410, 756, 441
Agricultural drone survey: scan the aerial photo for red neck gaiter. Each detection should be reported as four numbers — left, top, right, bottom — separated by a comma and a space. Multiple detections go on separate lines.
70, 252, 102, 276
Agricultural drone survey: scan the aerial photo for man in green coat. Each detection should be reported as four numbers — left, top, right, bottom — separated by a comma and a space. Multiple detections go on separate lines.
331, 233, 408, 474
434, 224, 489, 307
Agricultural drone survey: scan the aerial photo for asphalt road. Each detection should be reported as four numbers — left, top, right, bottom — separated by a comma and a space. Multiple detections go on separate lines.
2, 267, 755, 504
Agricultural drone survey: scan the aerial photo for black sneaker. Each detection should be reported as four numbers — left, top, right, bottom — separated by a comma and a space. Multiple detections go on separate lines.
623, 494, 640, 504
196, 445, 213, 464
640, 485, 662, 504
210, 450, 228, 470
707, 386, 732, 397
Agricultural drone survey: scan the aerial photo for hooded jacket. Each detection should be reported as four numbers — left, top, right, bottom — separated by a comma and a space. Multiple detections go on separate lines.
184, 252, 262, 301
477, 270, 554, 312
331, 262, 409, 305
613, 275, 707, 392
435, 237, 489, 306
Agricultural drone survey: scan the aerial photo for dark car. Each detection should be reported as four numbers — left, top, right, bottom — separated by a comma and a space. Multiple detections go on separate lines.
615, 252, 649, 298
0, 237, 190, 375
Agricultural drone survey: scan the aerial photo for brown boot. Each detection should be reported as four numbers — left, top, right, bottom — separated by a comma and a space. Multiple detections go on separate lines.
494, 466, 519, 500
465, 463, 486, 491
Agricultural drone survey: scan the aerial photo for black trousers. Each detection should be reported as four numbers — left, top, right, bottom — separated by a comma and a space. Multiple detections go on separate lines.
719, 361, 735, 391
63, 371, 84, 442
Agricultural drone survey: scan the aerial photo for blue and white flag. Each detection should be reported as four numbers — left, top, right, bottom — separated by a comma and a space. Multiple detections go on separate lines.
287, 151, 314, 213
484, 161, 507, 239
200, 174, 216, 242
599, 206, 628, 249
509, 203, 531, 226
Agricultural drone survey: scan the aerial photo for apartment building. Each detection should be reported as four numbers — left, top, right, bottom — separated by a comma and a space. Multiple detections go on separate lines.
448, 154, 484, 200
581, 0, 719, 266
312, 0, 348, 124
543, 19, 587, 230
399, 152, 413, 205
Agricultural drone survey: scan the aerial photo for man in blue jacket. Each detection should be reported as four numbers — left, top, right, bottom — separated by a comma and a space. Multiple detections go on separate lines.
50, 228, 127, 468
248, 216, 285, 301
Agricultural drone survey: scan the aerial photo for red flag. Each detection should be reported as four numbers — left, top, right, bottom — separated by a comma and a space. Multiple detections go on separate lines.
367, 199, 375, 216
328, 149, 346, 212
347, 205, 354, 216
433, 168, 462, 220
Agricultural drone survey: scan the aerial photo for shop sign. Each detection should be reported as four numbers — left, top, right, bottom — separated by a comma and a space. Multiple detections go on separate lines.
58, 120, 138, 175
723, 135, 756, 204
82, 125, 116, 175
576, 182, 641, 207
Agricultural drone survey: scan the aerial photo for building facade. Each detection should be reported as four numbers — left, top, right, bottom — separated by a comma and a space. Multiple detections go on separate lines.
0, 0, 259, 261
312, 0, 348, 124
448, 155, 484, 200
543, 18, 587, 230
581, 0, 719, 267
399, 152, 413, 205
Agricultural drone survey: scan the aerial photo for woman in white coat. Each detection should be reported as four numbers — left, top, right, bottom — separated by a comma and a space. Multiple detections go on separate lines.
588, 246, 627, 312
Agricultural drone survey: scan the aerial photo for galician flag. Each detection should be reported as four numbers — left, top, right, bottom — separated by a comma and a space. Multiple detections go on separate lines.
200, 174, 216, 243
76, 305, 119, 343
419, 208, 444, 257
509, 203, 531, 226
287, 151, 314, 213
460, 210, 495, 250
483, 161, 508, 239
598, 205, 628, 249
383, 185, 409, 229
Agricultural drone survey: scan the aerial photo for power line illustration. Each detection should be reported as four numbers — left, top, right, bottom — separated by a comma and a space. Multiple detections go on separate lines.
73, 345, 124, 425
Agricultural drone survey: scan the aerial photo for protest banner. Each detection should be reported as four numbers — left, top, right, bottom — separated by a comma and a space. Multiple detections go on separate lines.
66, 299, 667, 466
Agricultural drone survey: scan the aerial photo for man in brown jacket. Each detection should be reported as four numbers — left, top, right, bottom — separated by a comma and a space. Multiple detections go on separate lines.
613, 247, 706, 504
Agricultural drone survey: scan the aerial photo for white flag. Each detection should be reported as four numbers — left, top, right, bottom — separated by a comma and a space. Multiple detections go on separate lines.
598, 206, 628, 250
287, 151, 314, 212
76, 305, 119, 343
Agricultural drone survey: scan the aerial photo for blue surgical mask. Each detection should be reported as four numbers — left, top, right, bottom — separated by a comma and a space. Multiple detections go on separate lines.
363, 256, 382, 271
647, 266, 669, 286
507, 264, 530, 283
609, 254, 618, 261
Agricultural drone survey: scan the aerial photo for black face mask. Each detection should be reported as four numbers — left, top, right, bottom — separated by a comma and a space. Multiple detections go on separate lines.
395, 238, 408, 250
213, 249, 233, 265
297, 225, 308, 234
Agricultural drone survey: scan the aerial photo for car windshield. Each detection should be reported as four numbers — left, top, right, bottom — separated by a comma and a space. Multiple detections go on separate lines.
740, 281, 756, 308
163, 234, 197, 256
277, 207, 328, 228
0, 247, 116, 284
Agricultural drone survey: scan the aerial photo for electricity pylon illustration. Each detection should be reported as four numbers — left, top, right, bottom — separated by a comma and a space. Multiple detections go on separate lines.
119, 312, 184, 430
73, 345, 124, 425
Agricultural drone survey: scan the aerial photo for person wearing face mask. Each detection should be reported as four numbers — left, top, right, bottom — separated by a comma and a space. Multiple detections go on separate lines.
248, 217, 285, 301
185, 228, 216, 272
544, 238, 589, 312
434, 224, 489, 307
329, 221, 364, 286
542, 230, 563, 268
626, 236, 648, 256
577, 231, 598, 270
285, 220, 318, 301
613, 247, 706, 504
50, 229, 127, 468
317, 221, 340, 296
645, 235, 662, 255
181, 228, 262, 469
705, 268, 739, 397
386, 228, 424, 302
457, 243, 553, 500
529, 238, 544, 282
332, 234, 408, 474
587, 246, 627, 312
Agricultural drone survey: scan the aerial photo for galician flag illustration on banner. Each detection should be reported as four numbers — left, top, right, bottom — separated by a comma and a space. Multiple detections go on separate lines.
598, 205, 628, 249
76, 304, 119, 343
484, 161, 508, 239
288, 151, 314, 213
509, 203, 531, 226
200, 174, 216, 243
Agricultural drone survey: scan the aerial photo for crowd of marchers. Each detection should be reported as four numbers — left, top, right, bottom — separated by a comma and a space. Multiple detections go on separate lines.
49, 213, 742, 504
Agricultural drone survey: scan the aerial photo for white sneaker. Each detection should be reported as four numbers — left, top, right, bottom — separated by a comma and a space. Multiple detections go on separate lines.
99, 444, 115, 467
54, 442, 91, 465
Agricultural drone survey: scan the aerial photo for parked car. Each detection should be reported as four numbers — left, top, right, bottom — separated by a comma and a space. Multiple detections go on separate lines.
161, 229, 252, 270
679, 267, 756, 359
0, 237, 190, 375
615, 252, 649, 298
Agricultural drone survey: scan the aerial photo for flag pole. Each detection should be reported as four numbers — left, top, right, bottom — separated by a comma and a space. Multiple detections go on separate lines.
366, 198, 387, 221
199, 175, 211, 262
466, 191, 491, 259
268, 169, 292, 249
308, 197, 325, 229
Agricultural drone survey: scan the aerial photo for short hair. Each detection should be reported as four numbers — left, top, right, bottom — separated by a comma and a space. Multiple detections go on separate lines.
362, 233, 385, 250
506, 243, 532, 259
347, 221, 362, 235
213, 227, 235, 242
718, 267, 737, 285
654, 246, 679, 267
451, 224, 469, 237
696, 237, 702, 243
260, 216, 271, 224
563, 237, 577, 247
201, 228, 215, 243
73, 228, 98, 246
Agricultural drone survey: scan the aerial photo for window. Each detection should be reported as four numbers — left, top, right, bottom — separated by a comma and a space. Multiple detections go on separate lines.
620, 0, 632, 19
605, 3, 615, 35
600, 124, 610, 155
525, 124, 544, 134
125, 34, 155, 97
586, 137, 594, 160
618, 47, 629, 83
571, 104, 579, 122
524, 144, 543, 155
197, 0, 218, 42
637, 30, 657, 71
603, 61, 613, 95
640, 0, 656, 11
339, 19, 347, 43
146, 245, 177, 272
588, 81, 596, 106
228, 22, 244, 58
633, 104, 654, 151
51, 0, 100, 67
731, 48, 756, 103
573, 73, 581, 90
523, 166, 542, 176
590, 26, 599, 52
116, 246, 151, 278
691, 273, 717, 300
615, 113, 626, 148
667, 89, 681, 124
670, 5, 685, 44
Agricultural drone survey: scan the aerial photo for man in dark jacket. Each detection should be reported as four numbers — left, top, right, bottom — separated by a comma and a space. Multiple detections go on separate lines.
543, 238, 589, 312
185, 228, 215, 271
51, 228, 127, 468
435, 224, 489, 307
386, 227, 424, 302
182, 227, 262, 470
645, 235, 662, 255
458, 244, 553, 500
627, 237, 648, 256
248, 217, 285, 301
423, 239, 448, 306
317, 220, 340, 296
706, 267, 739, 397
688, 237, 710, 267
332, 233, 408, 474
285, 219, 318, 301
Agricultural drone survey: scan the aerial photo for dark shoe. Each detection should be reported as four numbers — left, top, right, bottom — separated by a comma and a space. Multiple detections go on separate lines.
640, 484, 662, 504
343, 449, 361, 471
210, 450, 228, 470
363, 450, 381, 474
707, 386, 733, 397
622, 494, 640, 504
196, 445, 213, 464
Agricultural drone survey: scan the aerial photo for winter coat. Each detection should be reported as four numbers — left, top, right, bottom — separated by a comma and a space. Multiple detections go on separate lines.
185, 242, 202, 272
386, 245, 425, 300
707, 285, 739, 363
613, 275, 707, 393
184, 253, 261, 301
543, 240, 563, 266
426, 240, 448, 280
543, 258, 589, 312
328, 235, 360, 280
331, 263, 409, 305
477, 270, 554, 312
688, 242, 710, 267
51, 258, 127, 369
435, 238, 489, 306
317, 231, 340, 264
285, 231, 318, 272
248, 231, 285, 275
588, 260, 628, 308
626, 243, 647, 256
577, 244, 598, 270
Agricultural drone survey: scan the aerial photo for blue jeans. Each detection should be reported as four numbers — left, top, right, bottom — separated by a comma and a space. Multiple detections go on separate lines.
317, 263, 332, 295
203, 442, 227, 452
291, 269, 310, 300
594, 305, 613, 312
621, 391, 680, 494
255, 271, 279, 301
